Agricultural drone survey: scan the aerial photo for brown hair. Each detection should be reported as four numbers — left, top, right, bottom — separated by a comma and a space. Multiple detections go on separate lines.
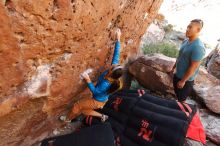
107, 79, 122, 95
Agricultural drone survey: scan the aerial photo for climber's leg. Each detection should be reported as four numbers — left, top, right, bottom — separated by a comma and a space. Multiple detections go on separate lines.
82, 109, 102, 118
67, 97, 106, 121
82, 109, 108, 122
66, 100, 82, 121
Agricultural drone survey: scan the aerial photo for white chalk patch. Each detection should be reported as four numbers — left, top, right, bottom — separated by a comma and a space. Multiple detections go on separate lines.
141, 67, 145, 72
80, 68, 93, 80
119, 2, 126, 9
52, 129, 60, 136
107, 22, 112, 29
115, 28, 121, 35
26, 64, 52, 98
144, 12, 148, 20
127, 39, 134, 45
62, 53, 72, 61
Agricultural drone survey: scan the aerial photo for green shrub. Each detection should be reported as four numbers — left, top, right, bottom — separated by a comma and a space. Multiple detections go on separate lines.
130, 80, 143, 90
142, 42, 178, 58
164, 24, 174, 33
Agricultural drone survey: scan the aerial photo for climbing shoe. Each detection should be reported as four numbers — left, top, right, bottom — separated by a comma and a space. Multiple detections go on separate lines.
59, 115, 71, 123
101, 114, 109, 123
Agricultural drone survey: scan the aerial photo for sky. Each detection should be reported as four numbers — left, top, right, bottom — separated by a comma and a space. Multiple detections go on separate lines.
159, 0, 220, 48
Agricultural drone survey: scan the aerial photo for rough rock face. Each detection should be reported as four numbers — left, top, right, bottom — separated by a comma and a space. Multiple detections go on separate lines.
0, 0, 163, 146
129, 54, 220, 114
183, 138, 203, 146
140, 21, 165, 47
139, 18, 185, 50
194, 68, 220, 114
206, 42, 220, 79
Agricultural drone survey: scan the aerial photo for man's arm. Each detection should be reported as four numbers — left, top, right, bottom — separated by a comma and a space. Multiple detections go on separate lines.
177, 61, 201, 88
111, 29, 121, 65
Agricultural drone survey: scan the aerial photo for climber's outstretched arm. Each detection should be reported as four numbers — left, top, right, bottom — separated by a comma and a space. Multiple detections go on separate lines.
81, 72, 110, 95
81, 73, 96, 94
111, 29, 121, 66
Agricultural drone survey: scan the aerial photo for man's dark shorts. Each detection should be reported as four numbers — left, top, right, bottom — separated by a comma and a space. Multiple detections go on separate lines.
173, 75, 194, 102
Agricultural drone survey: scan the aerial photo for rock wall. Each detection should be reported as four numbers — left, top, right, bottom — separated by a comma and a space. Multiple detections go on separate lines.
0, 0, 163, 145
206, 42, 220, 79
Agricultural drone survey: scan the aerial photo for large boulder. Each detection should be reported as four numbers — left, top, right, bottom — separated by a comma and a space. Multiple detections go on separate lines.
200, 109, 220, 145
0, 0, 163, 145
194, 68, 220, 114
206, 42, 220, 79
129, 54, 176, 94
129, 54, 220, 114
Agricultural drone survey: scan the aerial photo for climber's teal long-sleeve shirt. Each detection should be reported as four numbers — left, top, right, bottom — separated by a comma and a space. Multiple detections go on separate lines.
87, 41, 120, 102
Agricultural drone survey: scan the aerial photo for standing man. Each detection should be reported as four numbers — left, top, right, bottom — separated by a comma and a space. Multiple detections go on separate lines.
170, 19, 206, 102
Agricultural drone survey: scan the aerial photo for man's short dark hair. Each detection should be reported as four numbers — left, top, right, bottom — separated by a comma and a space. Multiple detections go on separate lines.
191, 19, 204, 28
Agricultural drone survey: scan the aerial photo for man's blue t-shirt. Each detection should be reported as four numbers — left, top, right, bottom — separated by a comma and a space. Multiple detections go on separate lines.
176, 38, 205, 81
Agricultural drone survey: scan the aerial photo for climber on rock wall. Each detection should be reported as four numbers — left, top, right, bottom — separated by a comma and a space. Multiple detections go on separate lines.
169, 19, 206, 102
60, 28, 123, 123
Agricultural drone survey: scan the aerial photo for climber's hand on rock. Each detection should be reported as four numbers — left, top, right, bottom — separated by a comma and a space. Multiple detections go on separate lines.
116, 28, 121, 41
82, 73, 91, 83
